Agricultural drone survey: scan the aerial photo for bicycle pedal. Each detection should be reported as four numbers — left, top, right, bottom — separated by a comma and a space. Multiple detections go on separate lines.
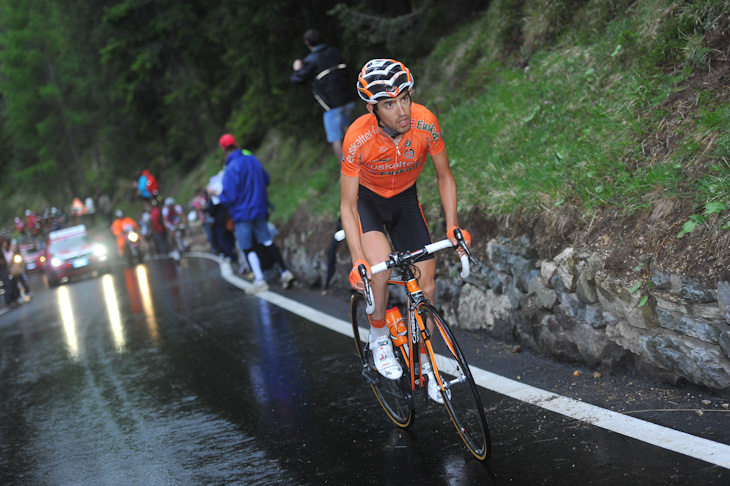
361, 367, 381, 386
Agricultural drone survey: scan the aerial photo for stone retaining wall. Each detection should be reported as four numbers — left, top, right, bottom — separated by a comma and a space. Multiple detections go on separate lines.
281, 230, 730, 395
441, 236, 730, 394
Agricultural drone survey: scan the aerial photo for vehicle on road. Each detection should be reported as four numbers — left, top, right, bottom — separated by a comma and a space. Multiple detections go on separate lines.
43, 225, 111, 287
19, 243, 44, 273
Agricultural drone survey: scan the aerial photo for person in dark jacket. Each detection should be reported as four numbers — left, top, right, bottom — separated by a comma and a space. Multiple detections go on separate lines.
217, 134, 294, 294
291, 29, 355, 159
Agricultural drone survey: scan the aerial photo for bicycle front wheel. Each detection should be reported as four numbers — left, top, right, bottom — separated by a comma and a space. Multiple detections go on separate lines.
420, 303, 491, 460
351, 293, 414, 428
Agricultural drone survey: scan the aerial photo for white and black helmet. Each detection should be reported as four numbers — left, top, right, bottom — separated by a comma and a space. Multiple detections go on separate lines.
356, 59, 414, 104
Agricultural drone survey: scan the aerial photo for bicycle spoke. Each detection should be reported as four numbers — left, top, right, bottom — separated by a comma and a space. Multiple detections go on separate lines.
351, 293, 414, 427
420, 304, 491, 460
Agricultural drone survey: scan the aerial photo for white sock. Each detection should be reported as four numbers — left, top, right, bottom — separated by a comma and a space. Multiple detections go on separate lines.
246, 251, 265, 282
370, 325, 390, 342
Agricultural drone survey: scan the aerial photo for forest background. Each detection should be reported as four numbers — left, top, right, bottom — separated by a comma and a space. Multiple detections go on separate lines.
2, 0, 730, 286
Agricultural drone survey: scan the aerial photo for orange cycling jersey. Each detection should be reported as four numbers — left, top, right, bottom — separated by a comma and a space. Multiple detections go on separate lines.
341, 102, 445, 198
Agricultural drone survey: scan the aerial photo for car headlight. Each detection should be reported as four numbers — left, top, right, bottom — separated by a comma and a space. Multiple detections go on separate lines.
93, 244, 107, 256
40, 255, 46, 263
50, 257, 63, 268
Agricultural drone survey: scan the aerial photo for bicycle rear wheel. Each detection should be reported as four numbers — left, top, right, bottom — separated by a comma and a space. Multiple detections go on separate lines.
351, 293, 414, 427
419, 303, 491, 460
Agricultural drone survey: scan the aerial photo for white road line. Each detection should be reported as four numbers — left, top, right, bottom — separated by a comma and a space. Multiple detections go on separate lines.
199, 253, 730, 470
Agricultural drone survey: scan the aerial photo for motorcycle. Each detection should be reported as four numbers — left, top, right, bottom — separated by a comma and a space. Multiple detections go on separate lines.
123, 227, 144, 266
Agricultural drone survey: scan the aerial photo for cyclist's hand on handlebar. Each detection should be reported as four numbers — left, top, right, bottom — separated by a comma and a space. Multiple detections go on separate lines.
349, 259, 371, 291
447, 226, 472, 256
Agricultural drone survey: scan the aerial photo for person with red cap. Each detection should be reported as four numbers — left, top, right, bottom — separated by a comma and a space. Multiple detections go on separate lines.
216, 134, 294, 294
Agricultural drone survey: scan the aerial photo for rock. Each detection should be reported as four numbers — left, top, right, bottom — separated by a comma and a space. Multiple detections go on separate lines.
555, 247, 577, 292
572, 322, 626, 369
641, 332, 730, 390
715, 281, 730, 325
576, 271, 599, 304
541, 261, 558, 287
652, 268, 715, 303
719, 332, 730, 358
595, 274, 660, 329
457, 283, 511, 331
527, 277, 557, 310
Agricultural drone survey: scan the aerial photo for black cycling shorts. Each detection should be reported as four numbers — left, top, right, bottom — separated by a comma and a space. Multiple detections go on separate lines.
357, 184, 434, 260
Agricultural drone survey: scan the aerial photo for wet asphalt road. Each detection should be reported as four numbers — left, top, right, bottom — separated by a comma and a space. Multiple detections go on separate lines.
0, 256, 728, 485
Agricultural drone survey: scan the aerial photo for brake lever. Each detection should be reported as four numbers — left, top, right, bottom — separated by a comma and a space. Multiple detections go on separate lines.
359, 264, 375, 314
453, 228, 479, 266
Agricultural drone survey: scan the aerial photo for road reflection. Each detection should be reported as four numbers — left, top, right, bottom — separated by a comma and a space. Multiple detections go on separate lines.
57, 286, 79, 361
248, 298, 304, 428
102, 274, 125, 353
136, 265, 160, 345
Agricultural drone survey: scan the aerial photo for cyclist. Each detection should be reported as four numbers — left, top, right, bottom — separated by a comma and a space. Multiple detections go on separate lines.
340, 59, 471, 402
162, 197, 189, 252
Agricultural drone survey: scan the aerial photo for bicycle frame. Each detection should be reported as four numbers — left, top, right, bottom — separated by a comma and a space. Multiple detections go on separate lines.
388, 264, 450, 400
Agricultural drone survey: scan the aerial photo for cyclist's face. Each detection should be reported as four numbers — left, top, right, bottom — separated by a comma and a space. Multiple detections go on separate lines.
373, 90, 412, 135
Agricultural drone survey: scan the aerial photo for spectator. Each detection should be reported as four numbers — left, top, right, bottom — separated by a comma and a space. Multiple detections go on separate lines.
149, 198, 169, 255
14, 217, 26, 240
96, 190, 113, 226
26, 210, 40, 241
191, 188, 217, 253
217, 133, 294, 294
1, 237, 21, 306
137, 169, 159, 200
139, 203, 153, 255
291, 29, 353, 282
291, 28, 355, 160
8, 239, 31, 299
206, 168, 237, 262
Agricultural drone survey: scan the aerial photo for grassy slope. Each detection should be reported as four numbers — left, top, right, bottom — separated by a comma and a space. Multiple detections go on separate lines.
254, 0, 729, 285
98, 1, 730, 284
253, 1, 730, 223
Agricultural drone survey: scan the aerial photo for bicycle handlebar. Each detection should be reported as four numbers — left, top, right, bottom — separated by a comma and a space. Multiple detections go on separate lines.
344, 229, 476, 314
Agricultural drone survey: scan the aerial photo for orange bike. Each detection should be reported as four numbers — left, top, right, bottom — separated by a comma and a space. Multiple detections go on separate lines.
347, 229, 491, 461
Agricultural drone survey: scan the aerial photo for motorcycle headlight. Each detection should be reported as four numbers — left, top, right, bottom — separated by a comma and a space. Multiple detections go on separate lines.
128, 231, 139, 243
13, 254, 23, 264
50, 257, 63, 268
93, 244, 107, 256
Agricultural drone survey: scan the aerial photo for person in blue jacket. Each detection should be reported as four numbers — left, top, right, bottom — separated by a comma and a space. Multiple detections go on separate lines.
217, 133, 294, 294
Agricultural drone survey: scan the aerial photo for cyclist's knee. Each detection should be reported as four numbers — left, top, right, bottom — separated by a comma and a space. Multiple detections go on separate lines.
420, 277, 436, 300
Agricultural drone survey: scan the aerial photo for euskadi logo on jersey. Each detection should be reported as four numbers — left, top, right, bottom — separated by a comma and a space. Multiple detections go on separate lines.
345, 128, 375, 164
415, 120, 441, 142
370, 159, 420, 175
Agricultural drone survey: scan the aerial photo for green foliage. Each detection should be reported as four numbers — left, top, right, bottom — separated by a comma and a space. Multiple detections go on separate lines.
2, 0, 730, 244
